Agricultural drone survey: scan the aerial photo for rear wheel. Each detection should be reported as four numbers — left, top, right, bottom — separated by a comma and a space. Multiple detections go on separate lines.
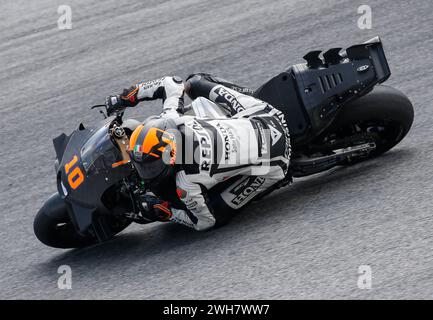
313, 85, 414, 162
34, 193, 131, 249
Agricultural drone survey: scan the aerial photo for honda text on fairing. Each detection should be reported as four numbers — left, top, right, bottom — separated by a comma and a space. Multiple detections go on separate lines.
34, 37, 414, 248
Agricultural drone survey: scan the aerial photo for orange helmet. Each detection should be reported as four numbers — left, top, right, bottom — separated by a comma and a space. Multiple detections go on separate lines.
128, 118, 177, 181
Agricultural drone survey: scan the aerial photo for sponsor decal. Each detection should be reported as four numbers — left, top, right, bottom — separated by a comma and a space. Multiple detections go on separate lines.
269, 124, 282, 146
186, 200, 199, 211
110, 96, 118, 105
138, 78, 163, 91
189, 120, 212, 172
230, 176, 266, 206
274, 109, 291, 160
255, 121, 268, 155
357, 65, 369, 72
223, 134, 230, 160
211, 86, 245, 113
216, 122, 237, 161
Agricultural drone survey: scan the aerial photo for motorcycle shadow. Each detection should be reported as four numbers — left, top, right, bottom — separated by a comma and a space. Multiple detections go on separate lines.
42, 148, 415, 269
230, 147, 416, 225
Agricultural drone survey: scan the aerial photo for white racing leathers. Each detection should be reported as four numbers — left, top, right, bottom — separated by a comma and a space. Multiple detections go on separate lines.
129, 75, 291, 230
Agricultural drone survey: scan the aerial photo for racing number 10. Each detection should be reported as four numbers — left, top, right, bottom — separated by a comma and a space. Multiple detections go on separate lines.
65, 155, 84, 189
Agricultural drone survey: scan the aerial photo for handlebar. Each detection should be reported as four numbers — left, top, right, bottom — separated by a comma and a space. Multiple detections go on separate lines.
90, 104, 108, 118
90, 104, 124, 122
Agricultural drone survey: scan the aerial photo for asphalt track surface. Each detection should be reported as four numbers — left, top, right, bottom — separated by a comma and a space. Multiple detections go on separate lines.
1, 0, 433, 299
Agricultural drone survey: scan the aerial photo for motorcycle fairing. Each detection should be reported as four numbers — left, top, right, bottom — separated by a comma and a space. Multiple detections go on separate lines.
55, 117, 133, 233
255, 36, 391, 147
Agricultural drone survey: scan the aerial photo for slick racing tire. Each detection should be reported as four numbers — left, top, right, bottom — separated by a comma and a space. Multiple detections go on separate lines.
34, 193, 131, 249
320, 85, 414, 160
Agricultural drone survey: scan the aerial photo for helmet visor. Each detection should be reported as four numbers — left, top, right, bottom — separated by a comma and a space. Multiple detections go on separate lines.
130, 156, 168, 181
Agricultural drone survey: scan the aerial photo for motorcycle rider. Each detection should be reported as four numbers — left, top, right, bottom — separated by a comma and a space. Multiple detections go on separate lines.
106, 74, 291, 230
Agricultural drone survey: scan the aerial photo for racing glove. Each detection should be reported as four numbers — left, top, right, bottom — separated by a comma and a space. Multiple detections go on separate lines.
140, 195, 173, 222
105, 86, 140, 116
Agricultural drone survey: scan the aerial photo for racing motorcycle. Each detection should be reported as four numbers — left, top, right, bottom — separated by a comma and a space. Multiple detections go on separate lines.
34, 36, 414, 248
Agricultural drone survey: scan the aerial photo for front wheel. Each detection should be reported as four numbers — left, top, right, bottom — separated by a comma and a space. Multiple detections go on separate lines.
34, 193, 131, 249
316, 85, 414, 160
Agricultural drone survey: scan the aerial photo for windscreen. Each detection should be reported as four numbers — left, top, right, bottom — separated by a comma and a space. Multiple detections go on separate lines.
80, 124, 123, 174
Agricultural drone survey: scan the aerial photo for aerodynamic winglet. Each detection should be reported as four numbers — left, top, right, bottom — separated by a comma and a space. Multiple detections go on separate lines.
323, 48, 343, 65
303, 50, 323, 68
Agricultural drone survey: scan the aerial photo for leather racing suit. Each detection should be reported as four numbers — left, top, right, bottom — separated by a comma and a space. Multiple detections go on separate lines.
116, 74, 291, 230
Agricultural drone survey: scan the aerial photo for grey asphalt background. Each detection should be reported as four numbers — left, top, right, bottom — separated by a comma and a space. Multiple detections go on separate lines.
1, 0, 433, 299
